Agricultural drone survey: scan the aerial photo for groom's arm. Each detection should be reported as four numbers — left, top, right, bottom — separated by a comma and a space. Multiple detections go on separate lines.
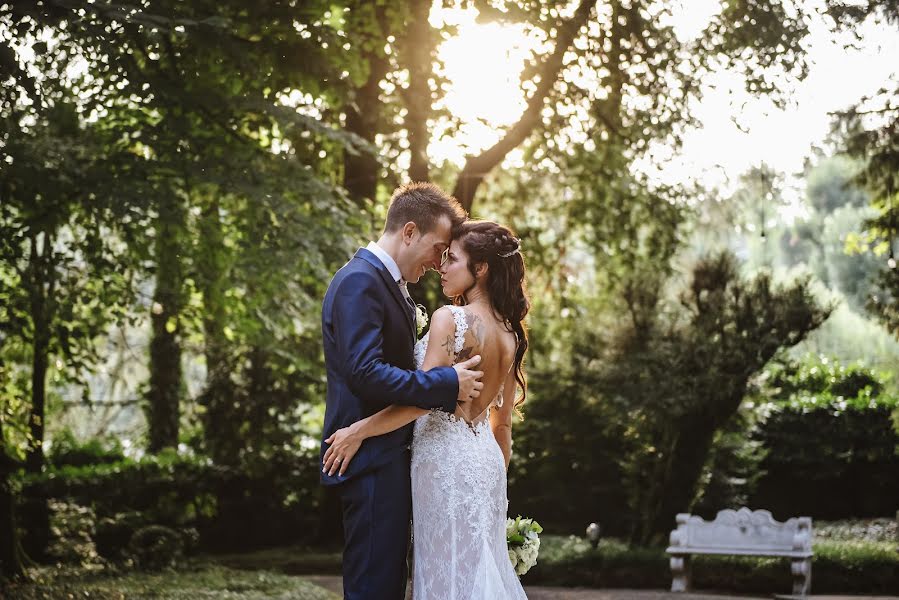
330, 270, 457, 413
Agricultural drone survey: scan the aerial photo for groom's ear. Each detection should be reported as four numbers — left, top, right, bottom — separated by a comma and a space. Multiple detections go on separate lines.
402, 221, 418, 244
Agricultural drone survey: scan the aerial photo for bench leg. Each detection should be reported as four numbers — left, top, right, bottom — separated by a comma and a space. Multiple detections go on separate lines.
791, 557, 811, 596
670, 555, 692, 592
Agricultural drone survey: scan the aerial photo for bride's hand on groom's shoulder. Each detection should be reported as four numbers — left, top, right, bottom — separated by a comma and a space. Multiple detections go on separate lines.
323, 423, 363, 477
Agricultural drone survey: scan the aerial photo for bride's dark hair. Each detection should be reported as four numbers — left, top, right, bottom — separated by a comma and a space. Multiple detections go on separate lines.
451, 220, 529, 411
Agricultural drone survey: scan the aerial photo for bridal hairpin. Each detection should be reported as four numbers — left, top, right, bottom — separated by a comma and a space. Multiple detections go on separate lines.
498, 238, 521, 258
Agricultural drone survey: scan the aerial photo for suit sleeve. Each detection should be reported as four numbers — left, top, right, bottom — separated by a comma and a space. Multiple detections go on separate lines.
331, 270, 458, 412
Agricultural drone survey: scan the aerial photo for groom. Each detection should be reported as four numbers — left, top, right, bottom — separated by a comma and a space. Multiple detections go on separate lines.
320, 182, 484, 600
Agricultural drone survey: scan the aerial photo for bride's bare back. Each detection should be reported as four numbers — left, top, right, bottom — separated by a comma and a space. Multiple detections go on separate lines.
448, 305, 517, 423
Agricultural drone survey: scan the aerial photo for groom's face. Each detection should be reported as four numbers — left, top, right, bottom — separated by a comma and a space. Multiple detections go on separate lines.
400, 215, 452, 283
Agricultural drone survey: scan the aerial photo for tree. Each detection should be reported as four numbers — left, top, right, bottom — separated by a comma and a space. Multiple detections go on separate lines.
825, 0, 899, 336
0, 97, 143, 559
596, 252, 830, 544
0, 1, 364, 563
2, 0, 368, 459
332, 0, 812, 216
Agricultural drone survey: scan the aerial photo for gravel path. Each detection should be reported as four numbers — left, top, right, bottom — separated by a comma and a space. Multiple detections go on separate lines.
303, 576, 775, 600
303, 576, 899, 600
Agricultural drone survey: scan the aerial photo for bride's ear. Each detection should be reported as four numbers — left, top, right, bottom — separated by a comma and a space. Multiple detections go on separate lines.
475, 262, 488, 279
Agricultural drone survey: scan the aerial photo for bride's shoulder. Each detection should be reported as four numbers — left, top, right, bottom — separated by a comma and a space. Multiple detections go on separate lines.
428, 305, 467, 335
428, 305, 458, 332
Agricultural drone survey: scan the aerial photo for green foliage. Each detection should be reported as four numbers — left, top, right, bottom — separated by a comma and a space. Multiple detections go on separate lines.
749, 355, 899, 519
510, 250, 830, 544
868, 264, 899, 339
16, 446, 327, 556
824, 1, 899, 340
525, 534, 899, 594
757, 354, 893, 409
806, 154, 870, 214
507, 371, 634, 536
780, 155, 882, 311
47, 430, 125, 469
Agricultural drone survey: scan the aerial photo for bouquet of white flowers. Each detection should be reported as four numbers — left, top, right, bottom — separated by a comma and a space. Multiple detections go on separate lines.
506, 516, 542, 576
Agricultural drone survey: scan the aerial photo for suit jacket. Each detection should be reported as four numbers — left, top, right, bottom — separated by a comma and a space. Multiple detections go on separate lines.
320, 248, 458, 485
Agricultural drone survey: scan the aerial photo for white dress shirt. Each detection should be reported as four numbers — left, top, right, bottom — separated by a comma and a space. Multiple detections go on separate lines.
366, 241, 403, 283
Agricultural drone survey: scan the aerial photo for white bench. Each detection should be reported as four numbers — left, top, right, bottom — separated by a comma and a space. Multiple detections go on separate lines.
666, 507, 813, 596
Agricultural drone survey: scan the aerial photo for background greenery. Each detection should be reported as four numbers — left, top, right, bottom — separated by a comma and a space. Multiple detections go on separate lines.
1, 0, 898, 593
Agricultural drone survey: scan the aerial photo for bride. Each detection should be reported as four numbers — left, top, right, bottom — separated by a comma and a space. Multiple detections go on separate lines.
323, 220, 529, 599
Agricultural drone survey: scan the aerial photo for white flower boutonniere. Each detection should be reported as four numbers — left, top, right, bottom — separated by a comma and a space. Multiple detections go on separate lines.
415, 304, 428, 336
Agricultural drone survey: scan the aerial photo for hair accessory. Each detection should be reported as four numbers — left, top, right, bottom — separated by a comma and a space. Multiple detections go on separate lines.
498, 238, 521, 258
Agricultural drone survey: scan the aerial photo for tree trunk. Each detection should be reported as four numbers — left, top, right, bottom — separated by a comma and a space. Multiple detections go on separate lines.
0, 421, 28, 580
147, 193, 185, 453
245, 345, 273, 450
22, 233, 51, 559
451, 0, 595, 211
403, 0, 435, 182
344, 60, 389, 205
343, 6, 390, 206
644, 418, 718, 545
24, 232, 53, 476
196, 195, 237, 465
25, 318, 48, 476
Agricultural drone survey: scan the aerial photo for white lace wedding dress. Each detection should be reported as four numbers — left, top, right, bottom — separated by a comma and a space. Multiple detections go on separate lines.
410, 305, 528, 599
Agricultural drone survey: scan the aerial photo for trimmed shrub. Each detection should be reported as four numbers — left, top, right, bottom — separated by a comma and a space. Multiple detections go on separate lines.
524, 535, 899, 594
48, 429, 126, 468
749, 357, 899, 519
16, 446, 327, 558
128, 525, 184, 571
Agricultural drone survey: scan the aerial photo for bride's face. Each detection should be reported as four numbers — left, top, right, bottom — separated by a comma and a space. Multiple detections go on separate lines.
438, 239, 476, 297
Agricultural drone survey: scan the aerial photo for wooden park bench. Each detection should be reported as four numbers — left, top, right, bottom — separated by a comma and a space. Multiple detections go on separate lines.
666, 507, 813, 596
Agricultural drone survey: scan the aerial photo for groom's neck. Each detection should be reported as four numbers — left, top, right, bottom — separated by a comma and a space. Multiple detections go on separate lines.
376, 234, 402, 265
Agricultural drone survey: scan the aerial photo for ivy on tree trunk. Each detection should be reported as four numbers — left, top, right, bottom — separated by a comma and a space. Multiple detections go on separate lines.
147, 193, 186, 453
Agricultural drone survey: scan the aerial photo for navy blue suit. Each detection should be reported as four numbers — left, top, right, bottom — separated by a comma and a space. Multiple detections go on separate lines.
320, 248, 458, 599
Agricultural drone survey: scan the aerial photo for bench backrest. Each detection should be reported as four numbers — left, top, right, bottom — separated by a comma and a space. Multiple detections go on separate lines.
669, 507, 812, 554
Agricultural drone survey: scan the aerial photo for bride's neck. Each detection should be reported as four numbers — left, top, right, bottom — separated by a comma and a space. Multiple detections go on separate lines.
463, 286, 490, 308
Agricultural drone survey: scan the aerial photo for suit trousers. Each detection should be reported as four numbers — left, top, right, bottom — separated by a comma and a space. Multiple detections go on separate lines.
338, 454, 412, 600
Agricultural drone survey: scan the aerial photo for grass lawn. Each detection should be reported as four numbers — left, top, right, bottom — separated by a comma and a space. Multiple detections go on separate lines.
3, 519, 894, 597
0, 563, 339, 600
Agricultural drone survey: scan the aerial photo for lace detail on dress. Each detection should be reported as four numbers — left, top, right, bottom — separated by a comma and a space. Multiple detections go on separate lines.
448, 305, 467, 355
410, 305, 526, 599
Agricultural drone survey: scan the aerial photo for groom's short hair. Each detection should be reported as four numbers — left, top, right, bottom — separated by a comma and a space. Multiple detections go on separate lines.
384, 182, 467, 234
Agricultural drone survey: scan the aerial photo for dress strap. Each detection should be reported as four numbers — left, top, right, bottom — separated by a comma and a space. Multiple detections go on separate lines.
446, 305, 468, 356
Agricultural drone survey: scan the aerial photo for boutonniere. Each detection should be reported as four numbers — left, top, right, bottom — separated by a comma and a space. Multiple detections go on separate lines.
415, 304, 428, 336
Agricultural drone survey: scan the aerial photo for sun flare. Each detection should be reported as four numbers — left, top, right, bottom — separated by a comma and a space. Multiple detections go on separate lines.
430, 8, 542, 165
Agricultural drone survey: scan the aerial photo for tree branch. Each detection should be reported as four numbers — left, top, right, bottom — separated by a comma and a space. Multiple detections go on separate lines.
452, 0, 596, 211
833, 105, 899, 116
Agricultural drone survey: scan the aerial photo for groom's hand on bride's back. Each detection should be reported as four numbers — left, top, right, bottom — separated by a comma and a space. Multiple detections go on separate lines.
453, 355, 483, 405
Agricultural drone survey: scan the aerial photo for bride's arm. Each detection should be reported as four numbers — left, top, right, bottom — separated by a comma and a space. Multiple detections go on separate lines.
323, 307, 458, 476
490, 367, 517, 469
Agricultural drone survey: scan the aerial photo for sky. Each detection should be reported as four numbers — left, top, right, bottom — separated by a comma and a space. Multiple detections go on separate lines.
430, 1, 899, 209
